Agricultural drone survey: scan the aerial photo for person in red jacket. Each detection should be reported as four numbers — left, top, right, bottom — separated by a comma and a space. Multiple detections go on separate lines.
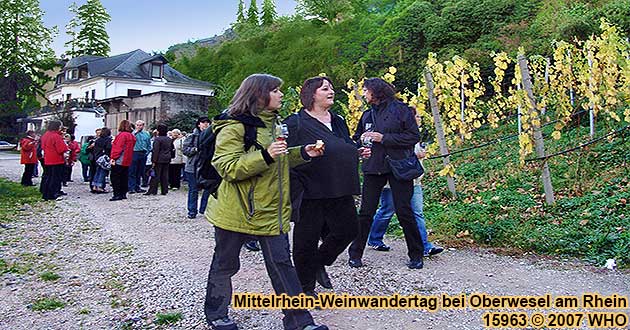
40, 120, 69, 200
109, 119, 136, 201
20, 130, 39, 186
62, 134, 81, 186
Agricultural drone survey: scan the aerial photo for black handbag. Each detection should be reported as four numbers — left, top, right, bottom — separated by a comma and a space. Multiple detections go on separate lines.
386, 155, 424, 181
369, 110, 424, 181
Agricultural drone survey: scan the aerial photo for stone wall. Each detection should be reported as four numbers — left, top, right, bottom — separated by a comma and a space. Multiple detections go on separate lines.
103, 91, 211, 134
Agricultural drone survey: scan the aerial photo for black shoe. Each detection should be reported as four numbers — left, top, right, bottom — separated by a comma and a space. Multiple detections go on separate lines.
315, 265, 333, 289
62, 183, 68, 187
187, 214, 196, 219
128, 190, 136, 194
407, 258, 424, 269
424, 246, 444, 257
244, 240, 260, 252
109, 196, 123, 201
135, 189, 146, 193
370, 244, 391, 252
348, 258, 363, 268
143, 192, 156, 195
302, 324, 329, 330
57, 191, 67, 196
209, 316, 238, 330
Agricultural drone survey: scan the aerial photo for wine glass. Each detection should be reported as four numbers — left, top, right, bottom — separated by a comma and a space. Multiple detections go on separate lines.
275, 123, 289, 154
361, 122, 373, 159
276, 123, 289, 141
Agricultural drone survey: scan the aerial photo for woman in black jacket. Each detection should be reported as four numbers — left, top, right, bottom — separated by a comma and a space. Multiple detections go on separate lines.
145, 124, 174, 195
347, 77, 425, 269
285, 76, 368, 295
91, 127, 112, 193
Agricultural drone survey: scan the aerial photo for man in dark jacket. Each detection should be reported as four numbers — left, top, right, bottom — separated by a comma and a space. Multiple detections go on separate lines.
182, 117, 212, 218
347, 77, 425, 269
145, 124, 174, 195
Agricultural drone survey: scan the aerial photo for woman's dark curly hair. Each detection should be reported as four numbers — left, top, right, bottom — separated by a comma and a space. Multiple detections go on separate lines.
363, 78, 396, 104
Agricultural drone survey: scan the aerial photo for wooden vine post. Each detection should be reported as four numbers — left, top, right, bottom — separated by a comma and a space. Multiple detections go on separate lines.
518, 55, 556, 205
424, 69, 457, 197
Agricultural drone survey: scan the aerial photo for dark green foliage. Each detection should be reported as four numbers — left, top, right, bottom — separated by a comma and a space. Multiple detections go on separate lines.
40, 271, 61, 281
247, 0, 259, 26
0, 0, 55, 138
261, 0, 277, 26
0, 178, 41, 223
71, 0, 111, 57
30, 298, 65, 311
418, 119, 630, 267
154, 312, 183, 325
237, 0, 246, 24
159, 110, 206, 133
170, 0, 630, 112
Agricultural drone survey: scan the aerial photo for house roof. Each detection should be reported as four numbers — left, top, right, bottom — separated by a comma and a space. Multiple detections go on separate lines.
62, 49, 213, 90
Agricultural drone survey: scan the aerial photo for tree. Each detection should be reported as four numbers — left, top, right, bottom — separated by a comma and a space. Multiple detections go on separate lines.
74, 0, 111, 57
0, 0, 56, 138
261, 0, 277, 26
296, 0, 352, 24
64, 2, 80, 58
236, 0, 246, 24
247, 0, 259, 26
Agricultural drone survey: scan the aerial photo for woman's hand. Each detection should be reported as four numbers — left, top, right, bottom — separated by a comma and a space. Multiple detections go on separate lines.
267, 141, 288, 159
358, 147, 371, 158
304, 144, 324, 158
361, 131, 383, 143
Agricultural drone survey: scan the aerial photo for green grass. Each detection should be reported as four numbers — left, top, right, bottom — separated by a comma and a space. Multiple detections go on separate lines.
406, 112, 630, 267
0, 259, 32, 275
39, 271, 61, 281
154, 312, 183, 325
30, 298, 66, 311
0, 177, 41, 222
78, 308, 91, 315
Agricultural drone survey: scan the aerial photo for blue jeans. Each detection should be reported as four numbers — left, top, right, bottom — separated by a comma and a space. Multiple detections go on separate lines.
128, 151, 147, 191
185, 171, 211, 217
368, 185, 434, 251
92, 167, 108, 189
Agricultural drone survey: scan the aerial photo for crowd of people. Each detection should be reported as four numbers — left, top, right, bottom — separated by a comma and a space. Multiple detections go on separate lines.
18, 74, 443, 330
20, 119, 199, 203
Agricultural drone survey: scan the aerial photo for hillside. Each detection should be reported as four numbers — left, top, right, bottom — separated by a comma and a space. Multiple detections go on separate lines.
166, 0, 630, 109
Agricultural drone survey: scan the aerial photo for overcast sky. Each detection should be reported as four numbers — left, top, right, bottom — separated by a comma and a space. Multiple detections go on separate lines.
41, 0, 298, 56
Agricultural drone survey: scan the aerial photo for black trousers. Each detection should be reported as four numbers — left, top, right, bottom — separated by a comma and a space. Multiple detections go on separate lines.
293, 196, 358, 292
110, 165, 129, 198
348, 173, 424, 261
168, 163, 184, 189
40, 164, 64, 200
63, 164, 72, 183
21, 163, 35, 186
89, 160, 97, 186
148, 163, 169, 194
204, 226, 314, 330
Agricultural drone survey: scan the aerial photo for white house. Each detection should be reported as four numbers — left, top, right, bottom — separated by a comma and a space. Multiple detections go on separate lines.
24, 49, 215, 138
46, 49, 214, 103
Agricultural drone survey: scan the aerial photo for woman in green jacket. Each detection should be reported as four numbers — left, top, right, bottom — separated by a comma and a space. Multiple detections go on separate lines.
204, 74, 327, 330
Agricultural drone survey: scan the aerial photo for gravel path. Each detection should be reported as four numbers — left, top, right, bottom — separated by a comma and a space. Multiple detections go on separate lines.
1, 153, 629, 330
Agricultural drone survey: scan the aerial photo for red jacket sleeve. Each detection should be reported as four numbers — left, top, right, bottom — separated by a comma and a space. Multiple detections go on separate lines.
20, 138, 34, 152
110, 133, 131, 160
54, 134, 69, 155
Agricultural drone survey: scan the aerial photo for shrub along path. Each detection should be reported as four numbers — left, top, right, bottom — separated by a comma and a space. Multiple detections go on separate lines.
0, 155, 628, 329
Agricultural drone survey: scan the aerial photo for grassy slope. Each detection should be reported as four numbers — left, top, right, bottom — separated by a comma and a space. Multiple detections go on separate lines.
389, 116, 629, 267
